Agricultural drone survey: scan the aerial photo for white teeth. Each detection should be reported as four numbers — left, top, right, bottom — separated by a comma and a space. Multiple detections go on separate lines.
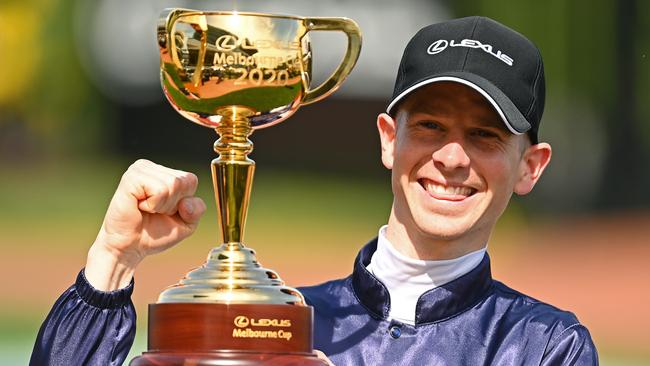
424, 181, 473, 196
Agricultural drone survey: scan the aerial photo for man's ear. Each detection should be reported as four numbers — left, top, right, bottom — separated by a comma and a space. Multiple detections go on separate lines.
514, 142, 552, 195
377, 113, 397, 169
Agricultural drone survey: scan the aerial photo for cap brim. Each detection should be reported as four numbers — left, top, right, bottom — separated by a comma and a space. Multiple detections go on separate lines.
386, 72, 531, 135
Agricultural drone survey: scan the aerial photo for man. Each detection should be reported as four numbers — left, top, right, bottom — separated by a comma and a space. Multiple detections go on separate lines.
31, 16, 597, 365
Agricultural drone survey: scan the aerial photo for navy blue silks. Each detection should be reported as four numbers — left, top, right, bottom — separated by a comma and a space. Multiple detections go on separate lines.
31, 239, 598, 365
300, 239, 598, 365
30, 270, 136, 366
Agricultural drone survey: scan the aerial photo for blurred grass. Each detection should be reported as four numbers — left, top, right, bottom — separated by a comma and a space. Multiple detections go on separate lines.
0, 157, 392, 249
1, 158, 647, 365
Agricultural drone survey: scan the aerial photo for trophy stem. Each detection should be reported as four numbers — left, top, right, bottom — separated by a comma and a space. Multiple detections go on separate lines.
212, 110, 255, 244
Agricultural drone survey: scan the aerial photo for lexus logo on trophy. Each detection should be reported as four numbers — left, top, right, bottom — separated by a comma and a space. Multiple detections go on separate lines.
130, 8, 361, 365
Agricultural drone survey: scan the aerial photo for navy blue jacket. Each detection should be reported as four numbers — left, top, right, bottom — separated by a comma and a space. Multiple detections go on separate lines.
30, 270, 136, 366
301, 240, 597, 365
30, 239, 597, 365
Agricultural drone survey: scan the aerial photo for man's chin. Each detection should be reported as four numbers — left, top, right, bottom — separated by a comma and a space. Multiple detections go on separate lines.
413, 221, 475, 242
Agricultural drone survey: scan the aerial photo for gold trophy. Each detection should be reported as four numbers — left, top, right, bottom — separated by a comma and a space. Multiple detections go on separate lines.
130, 8, 361, 365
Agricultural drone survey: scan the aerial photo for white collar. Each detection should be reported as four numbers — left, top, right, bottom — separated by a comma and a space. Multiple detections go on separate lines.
366, 225, 487, 325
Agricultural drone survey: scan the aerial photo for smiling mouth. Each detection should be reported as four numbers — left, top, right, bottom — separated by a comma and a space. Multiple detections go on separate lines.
418, 179, 477, 201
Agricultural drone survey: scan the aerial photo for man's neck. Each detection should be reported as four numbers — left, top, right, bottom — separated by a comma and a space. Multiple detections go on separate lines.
385, 211, 490, 260
367, 225, 487, 324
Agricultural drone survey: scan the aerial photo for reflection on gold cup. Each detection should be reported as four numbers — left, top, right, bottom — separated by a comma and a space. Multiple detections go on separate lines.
158, 8, 361, 129
130, 8, 361, 365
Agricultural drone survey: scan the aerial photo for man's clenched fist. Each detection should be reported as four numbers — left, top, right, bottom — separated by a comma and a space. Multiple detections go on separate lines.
85, 159, 206, 291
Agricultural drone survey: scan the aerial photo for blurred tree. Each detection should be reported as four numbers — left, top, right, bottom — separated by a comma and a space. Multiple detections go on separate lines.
0, 3, 42, 107
1, 0, 647, 210
450, 0, 650, 211
600, 0, 650, 209
0, 0, 109, 161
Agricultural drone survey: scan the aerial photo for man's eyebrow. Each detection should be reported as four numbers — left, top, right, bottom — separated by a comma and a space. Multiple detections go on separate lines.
467, 107, 509, 131
409, 107, 505, 129
409, 102, 452, 117
476, 116, 507, 130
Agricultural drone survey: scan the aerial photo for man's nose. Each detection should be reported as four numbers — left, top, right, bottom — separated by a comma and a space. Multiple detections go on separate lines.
432, 142, 470, 170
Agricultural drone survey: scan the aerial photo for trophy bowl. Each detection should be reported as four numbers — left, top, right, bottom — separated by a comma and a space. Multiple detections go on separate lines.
130, 8, 361, 366
158, 8, 361, 129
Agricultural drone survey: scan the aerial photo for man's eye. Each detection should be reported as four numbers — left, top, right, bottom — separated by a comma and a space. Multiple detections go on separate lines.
418, 121, 440, 130
473, 129, 498, 138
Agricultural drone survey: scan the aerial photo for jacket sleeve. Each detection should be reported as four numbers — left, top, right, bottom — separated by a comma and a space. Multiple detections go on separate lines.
30, 269, 137, 366
540, 323, 599, 366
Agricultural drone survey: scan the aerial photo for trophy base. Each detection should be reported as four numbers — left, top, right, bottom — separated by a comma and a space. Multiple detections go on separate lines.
130, 303, 326, 366
130, 351, 327, 366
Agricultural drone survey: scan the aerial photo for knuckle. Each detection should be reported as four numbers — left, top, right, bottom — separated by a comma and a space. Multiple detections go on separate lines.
132, 159, 151, 168
186, 172, 199, 186
170, 176, 184, 191
181, 172, 199, 191
125, 159, 151, 176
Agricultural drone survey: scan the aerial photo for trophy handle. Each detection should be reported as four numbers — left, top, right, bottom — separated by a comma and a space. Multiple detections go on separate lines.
159, 9, 208, 89
301, 17, 362, 105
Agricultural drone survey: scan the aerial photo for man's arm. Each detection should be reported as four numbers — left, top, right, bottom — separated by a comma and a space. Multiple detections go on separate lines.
30, 160, 206, 365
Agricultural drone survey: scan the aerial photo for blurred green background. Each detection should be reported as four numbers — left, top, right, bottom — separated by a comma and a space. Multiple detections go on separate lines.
1, 0, 648, 364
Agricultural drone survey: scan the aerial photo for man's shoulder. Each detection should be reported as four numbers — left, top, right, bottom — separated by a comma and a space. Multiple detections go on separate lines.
491, 280, 578, 320
489, 280, 598, 363
489, 280, 589, 343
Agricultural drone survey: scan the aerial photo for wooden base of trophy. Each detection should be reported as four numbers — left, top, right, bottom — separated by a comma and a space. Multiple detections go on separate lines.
130, 303, 326, 366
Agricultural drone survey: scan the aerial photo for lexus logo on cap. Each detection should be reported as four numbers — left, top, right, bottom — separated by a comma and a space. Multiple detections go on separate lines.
427, 40, 449, 55
427, 39, 514, 66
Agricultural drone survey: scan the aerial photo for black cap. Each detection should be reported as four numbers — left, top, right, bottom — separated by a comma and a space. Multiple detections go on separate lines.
387, 16, 545, 143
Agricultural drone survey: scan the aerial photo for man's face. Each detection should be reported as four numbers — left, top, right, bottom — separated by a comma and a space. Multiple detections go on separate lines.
378, 82, 550, 248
